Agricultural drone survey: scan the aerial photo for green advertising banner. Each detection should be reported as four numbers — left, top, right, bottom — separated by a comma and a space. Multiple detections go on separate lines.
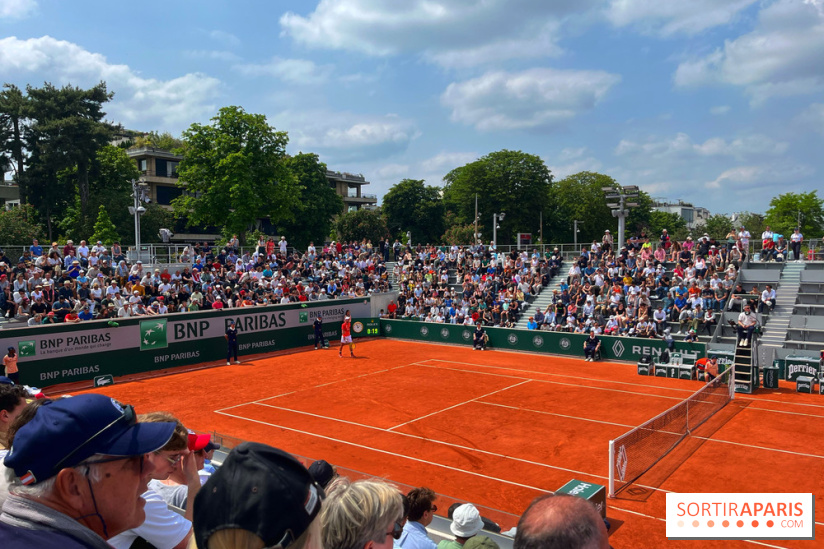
380, 320, 706, 363
3, 298, 372, 388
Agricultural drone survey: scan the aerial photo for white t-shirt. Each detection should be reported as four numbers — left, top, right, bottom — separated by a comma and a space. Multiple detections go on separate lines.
108, 488, 191, 549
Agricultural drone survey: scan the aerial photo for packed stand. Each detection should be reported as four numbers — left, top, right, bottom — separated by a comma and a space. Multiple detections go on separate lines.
526, 229, 745, 341
387, 243, 560, 328
0, 236, 393, 326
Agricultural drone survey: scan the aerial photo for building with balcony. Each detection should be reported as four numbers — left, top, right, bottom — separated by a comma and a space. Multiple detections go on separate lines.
652, 199, 710, 230
126, 147, 183, 207
325, 170, 378, 212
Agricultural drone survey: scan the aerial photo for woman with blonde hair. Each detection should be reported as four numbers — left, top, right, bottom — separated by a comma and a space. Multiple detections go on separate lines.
321, 477, 403, 549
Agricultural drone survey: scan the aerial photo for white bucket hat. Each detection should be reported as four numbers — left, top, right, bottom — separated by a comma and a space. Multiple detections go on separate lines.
450, 504, 484, 538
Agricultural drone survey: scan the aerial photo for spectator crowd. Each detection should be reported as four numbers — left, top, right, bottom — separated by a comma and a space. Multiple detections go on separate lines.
386, 228, 773, 343
0, 237, 393, 326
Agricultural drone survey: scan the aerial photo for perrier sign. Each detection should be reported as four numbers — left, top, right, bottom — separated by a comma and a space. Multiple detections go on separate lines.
140, 319, 168, 351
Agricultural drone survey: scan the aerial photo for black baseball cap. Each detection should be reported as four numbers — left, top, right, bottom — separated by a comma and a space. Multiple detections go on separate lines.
194, 442, 322, 549
307, 459, 336, 489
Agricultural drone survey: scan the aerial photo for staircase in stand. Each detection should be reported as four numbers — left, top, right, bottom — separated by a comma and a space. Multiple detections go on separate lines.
515, 272, 565, 329
759, 262, 805, 363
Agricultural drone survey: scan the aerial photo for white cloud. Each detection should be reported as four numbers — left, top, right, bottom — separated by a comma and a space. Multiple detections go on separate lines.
607, 0, 757, 36
705, 163, 815, 189
0, 36, 221, 131
209, 30, 241, 48
185, 50, 241, 62
0, 0, 36, 19
375, 163, 410, 179
235, 57, 332, 85
441, 67, 620, 131
710, 105, 731, 115
674, 0, 824, 104
419, 152, 478, 174
615, 132, 788, 160
280, 0, 593, 67
549, 147, 603, 178
279, 110, 420, 162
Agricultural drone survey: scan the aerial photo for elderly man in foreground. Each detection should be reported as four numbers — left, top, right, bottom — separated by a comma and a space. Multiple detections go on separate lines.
0, 394, 175, 549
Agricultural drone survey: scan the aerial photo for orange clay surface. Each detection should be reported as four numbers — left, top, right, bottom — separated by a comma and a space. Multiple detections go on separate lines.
61, 339, 824, 549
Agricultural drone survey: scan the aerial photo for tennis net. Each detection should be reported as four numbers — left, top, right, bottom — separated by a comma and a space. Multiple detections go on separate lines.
608, 367, 735, 496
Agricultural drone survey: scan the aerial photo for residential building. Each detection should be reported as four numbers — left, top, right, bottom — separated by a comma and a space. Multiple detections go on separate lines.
125, 147, 379, 236
326, 170, 378, 212
126, 147, 183, 207
653, 199, 710, 230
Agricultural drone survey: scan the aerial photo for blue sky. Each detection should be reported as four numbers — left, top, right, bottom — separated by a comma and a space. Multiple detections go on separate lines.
2, 0, 822, 215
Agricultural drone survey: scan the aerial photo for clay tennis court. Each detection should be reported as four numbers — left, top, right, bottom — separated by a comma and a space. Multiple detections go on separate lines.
65, 339, 823, 548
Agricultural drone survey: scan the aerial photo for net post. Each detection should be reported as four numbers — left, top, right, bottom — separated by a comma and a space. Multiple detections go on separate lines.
608, 439, 615, 498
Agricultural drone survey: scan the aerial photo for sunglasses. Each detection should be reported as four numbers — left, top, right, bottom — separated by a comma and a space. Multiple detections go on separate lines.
52, 402, 136, 475
388, 521, 403, 540
154, 451, 185, 465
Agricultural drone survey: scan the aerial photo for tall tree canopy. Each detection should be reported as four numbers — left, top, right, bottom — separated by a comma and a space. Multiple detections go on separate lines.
549, 172, 616, 244
173, 106, 300, 238
694, 214, 734, 240
19, 82, 113, 238
279, 152, 344, 249
382, 179, 445, 245
0, 84, 27, 192
443, 150, 552, 245
336, 208, 388, 244
58, 144, 141, 241
764, 191, 824, 238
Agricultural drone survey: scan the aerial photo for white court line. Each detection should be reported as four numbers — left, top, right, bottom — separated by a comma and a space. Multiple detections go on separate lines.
215, 409, 547, 492
420, 358, 698, 395
215, 407, 808, 549
421, 360, 824, 420
387, 380, 530, 431
215, 362, 427, 413
237, 403, 633, 489
478, 402, 824, 459
417, 363, 685, 402
427, 358, 824, 412
738, 395, 824, 411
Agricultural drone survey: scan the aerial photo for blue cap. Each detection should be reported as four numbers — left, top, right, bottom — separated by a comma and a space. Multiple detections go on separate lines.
0, 376, 14, 385
4, 394, 175, 485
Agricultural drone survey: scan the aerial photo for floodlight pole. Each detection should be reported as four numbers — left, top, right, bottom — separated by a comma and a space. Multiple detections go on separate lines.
603, 186, 639, 251
492, 212, 505, 251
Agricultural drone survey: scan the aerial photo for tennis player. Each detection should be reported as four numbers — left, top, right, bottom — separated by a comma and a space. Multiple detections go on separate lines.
339, 310, 356, 358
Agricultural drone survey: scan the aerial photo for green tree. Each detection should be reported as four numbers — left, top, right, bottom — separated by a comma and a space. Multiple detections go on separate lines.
382, 179, 445, 244
647, 210, 687, 240
139, 203, 175, 243
0, 204, 44, 244
173, 106, 300, 238
25, 82, 113, 231
131, 131, 184, 151
443, 150, 552, 245
549, 172, 616, 244
0, 84, 28, 196
336, 208, 389, 244
694, 214, 734, 240
737, 212, 766, 240
54, 145, 141, 241
765, 191, 824, 238
278, 153, 344, 249
90, 204, 120, 244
